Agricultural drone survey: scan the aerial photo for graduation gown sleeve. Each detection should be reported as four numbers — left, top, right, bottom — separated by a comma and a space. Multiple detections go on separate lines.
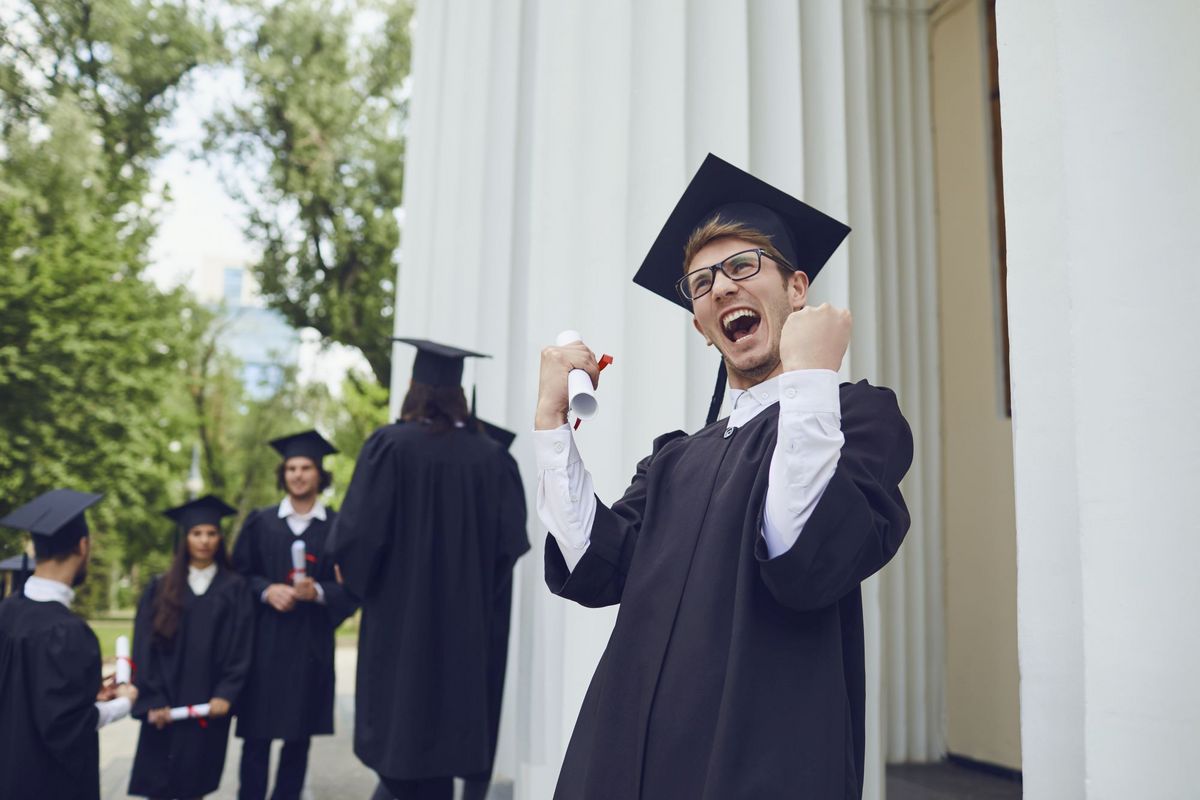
496, 452, 531, 585
544, 430, 687, 608
330, 429, 397, 601
756, 382, 913, 611
231, 510, 271, 597
33, 621, 102, 781
212, 576, 254, 704
131, 581, 169, 716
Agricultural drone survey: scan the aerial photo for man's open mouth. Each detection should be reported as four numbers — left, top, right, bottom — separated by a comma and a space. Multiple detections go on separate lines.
721, 308, 760, 343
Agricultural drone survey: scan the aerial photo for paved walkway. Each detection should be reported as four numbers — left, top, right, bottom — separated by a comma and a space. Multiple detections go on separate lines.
102, 647, 382, 799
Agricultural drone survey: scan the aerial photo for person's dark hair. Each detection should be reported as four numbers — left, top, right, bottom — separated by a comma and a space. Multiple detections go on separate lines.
400, 381, 482, 433
33, 514, 89, 561
275, 458, 333, 493
152, 527, 231, 647
33, 531, 86, 561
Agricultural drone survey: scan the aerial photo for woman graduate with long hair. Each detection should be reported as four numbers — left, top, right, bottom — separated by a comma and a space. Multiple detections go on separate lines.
127, 495, 254, 799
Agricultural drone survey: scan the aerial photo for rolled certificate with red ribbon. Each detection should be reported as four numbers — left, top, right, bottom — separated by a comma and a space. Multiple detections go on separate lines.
115, 635, 132, 684
291, 540, 306, 584
168, 703, 211, 721
557, 330, 599, 420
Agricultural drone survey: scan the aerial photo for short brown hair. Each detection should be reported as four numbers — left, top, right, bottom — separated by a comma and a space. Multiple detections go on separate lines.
682, 215, 794, 276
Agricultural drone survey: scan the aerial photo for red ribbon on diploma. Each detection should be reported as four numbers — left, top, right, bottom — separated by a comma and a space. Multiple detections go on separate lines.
286, 554, 320, 583
187, 705, 208, 728
574, 354, 614, 431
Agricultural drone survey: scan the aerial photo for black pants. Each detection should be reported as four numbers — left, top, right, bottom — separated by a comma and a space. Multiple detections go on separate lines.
372, 775, 490, 800
238, 737, 311, 800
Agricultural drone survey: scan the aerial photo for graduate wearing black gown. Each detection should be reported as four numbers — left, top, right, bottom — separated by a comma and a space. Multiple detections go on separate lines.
534, 155, 914, 799
232, 430, 356, 800
333, 340, 529, 800
128, 495, 253, 799
0, 489, 138, 800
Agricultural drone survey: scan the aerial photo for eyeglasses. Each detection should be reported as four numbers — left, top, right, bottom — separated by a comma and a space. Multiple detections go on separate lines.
675, 248, 793, 303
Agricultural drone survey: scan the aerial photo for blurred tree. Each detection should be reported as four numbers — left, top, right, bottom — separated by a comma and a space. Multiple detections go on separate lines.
0, 0, 222, 614
204, 0, 412, 387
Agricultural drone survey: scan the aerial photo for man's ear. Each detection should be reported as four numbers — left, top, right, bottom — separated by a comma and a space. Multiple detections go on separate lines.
77, 536, 90, 561
692, 315, 713, 346
788, 269, 810, 311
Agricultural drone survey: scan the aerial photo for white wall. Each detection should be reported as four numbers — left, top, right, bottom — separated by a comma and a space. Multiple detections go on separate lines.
394, 2, 947, 797
998, 2, 1200, 797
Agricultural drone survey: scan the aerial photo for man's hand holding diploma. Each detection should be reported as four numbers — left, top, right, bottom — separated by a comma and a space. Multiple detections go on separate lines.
265, 583, 297, 612
536, 339, 601, 430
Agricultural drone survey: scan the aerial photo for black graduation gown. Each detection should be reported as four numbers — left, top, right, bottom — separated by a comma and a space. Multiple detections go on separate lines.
331, 422, 530, 781
546, 380, 913, 800
231, 507, 355, 740
0, 594, 102, 800
128, 567, 254, 798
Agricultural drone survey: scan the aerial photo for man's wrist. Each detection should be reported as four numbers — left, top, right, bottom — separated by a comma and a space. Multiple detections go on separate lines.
534, 404, 568, 430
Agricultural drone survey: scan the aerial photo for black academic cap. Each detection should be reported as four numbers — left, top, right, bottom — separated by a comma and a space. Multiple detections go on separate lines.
269, 430, 338, 463
478, 419, 517, 450
393, 338, 491, 387
632, 153, 851, 312
0, 489, 102, 544
163, 495, 237, 532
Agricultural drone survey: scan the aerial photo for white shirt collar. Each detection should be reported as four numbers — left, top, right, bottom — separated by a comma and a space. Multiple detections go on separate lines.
726, 375, 782, 430
188, 563, 217, 580
188, 563, 218, 596
23, 575, 75, 607
278, 496, 327, 522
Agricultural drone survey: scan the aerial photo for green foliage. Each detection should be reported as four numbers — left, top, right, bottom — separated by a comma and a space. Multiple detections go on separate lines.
0, 0, 221, 615
324, 369, 390, 506
204, 0, 412, 387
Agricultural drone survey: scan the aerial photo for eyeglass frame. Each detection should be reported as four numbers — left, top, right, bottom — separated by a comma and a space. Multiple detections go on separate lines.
675, 248, 797, 304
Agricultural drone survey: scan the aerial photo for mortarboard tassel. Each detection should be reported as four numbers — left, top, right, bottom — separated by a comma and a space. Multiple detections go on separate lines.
706, 359, 728, 426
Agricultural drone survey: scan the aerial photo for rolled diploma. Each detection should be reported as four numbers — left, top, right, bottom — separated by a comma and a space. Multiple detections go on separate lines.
168, 703, 211, 721
555, 330, 598, 419
115, 635, 131, 684
291, 540, 306, 584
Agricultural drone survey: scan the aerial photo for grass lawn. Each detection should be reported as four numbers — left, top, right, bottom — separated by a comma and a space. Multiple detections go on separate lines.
89, 617, 134, 662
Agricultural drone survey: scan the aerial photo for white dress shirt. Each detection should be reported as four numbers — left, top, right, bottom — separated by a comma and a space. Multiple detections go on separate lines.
278, 496, 327, 535
534, 369, 844, 571
188, 563, 218, 596
270, 497, 327, 604
23, 576, 131, 729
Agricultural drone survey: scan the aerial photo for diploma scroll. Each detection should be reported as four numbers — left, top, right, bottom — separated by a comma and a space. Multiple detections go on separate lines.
556, 330, 599, 420
115, 635, 132, 684
168, 703, 211, 721
291, 540, 307, 584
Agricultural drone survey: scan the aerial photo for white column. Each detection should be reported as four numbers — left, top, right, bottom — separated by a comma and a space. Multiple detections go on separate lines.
998, 2, 1200, 797
397, 1, 945, 796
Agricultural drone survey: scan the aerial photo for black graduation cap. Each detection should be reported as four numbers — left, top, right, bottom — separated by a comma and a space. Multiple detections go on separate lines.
0, 489, 103, 545
269, 430, 338, 463
393, 338, 491, 387
478, 419, 517, 450
632, 153, 851, 424
163, 495, 237, 533
633, 153, 850, 311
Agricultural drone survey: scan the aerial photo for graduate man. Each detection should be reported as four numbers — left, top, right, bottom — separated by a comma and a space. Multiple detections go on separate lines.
0, 489, 139, 800
232, 430, 355, 800
534, 155, 914, 799
333, 339, 529, 800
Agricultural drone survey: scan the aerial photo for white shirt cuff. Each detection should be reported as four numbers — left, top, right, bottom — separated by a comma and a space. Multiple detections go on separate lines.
532, 424, 579, 470
95, 696, 131, 729
778, 369, 842, 416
